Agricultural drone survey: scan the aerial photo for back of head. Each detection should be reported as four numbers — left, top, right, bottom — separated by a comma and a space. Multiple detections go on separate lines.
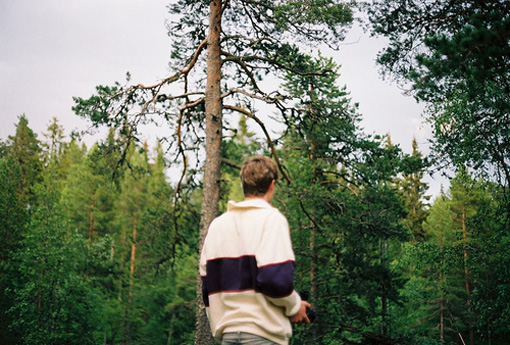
240, 156, 278, 197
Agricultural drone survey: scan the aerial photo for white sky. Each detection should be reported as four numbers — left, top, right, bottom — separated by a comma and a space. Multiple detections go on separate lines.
0, 0, 448, 196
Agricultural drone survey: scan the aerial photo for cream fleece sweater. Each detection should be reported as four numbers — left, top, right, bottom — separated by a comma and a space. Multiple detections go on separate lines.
199, 199, 301, 345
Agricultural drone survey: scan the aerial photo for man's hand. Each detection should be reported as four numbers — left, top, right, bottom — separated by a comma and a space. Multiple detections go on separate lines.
289, 301, 311, 324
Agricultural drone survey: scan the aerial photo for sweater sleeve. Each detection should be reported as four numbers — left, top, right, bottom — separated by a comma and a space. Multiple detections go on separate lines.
256, 211, 301, 316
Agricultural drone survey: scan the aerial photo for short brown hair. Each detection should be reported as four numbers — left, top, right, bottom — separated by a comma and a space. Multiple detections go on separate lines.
240, 156, 278, 197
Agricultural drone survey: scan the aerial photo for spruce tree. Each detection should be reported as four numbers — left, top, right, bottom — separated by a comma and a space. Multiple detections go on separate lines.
6, 115, 43, 206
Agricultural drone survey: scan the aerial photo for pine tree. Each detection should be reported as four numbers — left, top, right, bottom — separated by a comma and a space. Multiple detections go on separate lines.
368, 0, 510, 202
395, 138, 430, 242
448, 167, 487, 345
72, 3, 356, 341
276, 56, 411, 344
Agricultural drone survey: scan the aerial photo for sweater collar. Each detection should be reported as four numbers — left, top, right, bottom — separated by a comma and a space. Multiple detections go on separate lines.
227, 198, 272, 211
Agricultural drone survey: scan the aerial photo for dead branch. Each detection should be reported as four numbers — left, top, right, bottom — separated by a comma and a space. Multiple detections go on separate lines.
135, 38, 208, 90
319, 180, 359, 196
108, 37, 208, 117
223, 104, 293, 185
222, 52, 332, 77
221, 87, 287, 104
221, 50, 264, 94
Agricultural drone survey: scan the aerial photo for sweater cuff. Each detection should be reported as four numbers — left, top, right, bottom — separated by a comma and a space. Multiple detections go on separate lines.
285, 291, 302, 317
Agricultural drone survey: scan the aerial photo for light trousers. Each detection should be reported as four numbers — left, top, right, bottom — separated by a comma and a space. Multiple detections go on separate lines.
221, 332, 280, 345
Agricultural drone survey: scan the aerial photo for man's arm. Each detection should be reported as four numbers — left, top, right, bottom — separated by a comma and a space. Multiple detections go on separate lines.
256, 211, 302, 316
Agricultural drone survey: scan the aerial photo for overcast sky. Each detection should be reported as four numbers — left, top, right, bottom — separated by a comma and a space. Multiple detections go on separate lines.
0, 0, 447, 196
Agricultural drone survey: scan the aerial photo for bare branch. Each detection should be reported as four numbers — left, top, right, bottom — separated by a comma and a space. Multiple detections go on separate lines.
222, 51, 332, 77
157, 92, 205, 102
221, 50, 264, 94
108, 38, 208, 119
319, 180, 359, 196
220, 34, 276, 48
134, 38, 208, 90
223, 104, 293, 185
221, 87, 288, 104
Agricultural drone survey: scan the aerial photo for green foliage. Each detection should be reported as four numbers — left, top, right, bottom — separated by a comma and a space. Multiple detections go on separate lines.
394, 138, 431, 242
468, 184, 510, 343
73, 84, 123, 126
0, 154, 29, 344
6, 115, 43, 205
369, 0, 510, 195
394, 169, 510, 344
3, 1, 508, 344
368, 4, 510, 335
2, 107, 509, 344
10, 168, 104, 344
41, 117, 66, 165
275, 56, 413, 344
0, 117, 205, 343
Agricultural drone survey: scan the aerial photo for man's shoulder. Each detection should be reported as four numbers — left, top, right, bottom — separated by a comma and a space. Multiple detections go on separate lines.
209, 210, 235, 227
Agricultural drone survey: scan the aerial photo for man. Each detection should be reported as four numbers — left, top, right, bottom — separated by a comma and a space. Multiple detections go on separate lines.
200, 156, 310, 345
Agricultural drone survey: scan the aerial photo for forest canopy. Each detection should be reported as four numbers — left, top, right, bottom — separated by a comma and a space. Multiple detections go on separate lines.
1, 1, 509, 344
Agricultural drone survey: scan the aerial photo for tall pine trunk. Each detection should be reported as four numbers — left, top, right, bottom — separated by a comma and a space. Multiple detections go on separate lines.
462, 206, 474, 345
195, 1, 222, 344
87, 195, 94, 279
380, 239, 389, 336
309, 224, 318, 341
129, 211, 138, 302
439, 222, 444, 342
123, 211, 138, 345
89, 196, 94, 244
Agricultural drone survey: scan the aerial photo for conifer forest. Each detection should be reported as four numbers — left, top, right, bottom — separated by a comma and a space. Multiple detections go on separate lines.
1, 1, 509, 344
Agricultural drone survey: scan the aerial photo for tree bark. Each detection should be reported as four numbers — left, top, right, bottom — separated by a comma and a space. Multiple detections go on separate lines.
87, 195, 94, 279
439, 222, 444, 343
124, 211, 138, 345
380, 239, 389, 336
462, 206, 474, 345
89, 196, 94, 244
195, 1, 223, 344
129, 211, 138, 301
309, 224, 318, 341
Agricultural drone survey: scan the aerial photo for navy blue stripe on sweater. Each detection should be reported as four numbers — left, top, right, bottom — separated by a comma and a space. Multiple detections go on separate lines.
203, 256, 295, 305
258, 260, 296, 298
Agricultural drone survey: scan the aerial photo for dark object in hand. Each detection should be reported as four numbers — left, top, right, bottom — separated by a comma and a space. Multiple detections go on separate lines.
298, 291, 317, 323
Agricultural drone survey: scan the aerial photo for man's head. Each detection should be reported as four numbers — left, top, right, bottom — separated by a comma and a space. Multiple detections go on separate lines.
240, 156, 278, 197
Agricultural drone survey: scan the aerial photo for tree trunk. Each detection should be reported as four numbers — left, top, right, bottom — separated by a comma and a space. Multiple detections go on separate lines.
195, 1, 223, 344
380, 239, 389, 336
89, 196, 94, 243
309, 224, 318, 341
462, 206, 474, 345
166, 313, 176, 345
87, 196, 94, 279
124, 212, 138, 345
129, 211, 138, 301
440, 270, 444, 342
439, 222, 444, 343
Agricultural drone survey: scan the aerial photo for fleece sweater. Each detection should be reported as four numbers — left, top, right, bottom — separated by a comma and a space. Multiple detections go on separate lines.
199, 199, 301, 345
